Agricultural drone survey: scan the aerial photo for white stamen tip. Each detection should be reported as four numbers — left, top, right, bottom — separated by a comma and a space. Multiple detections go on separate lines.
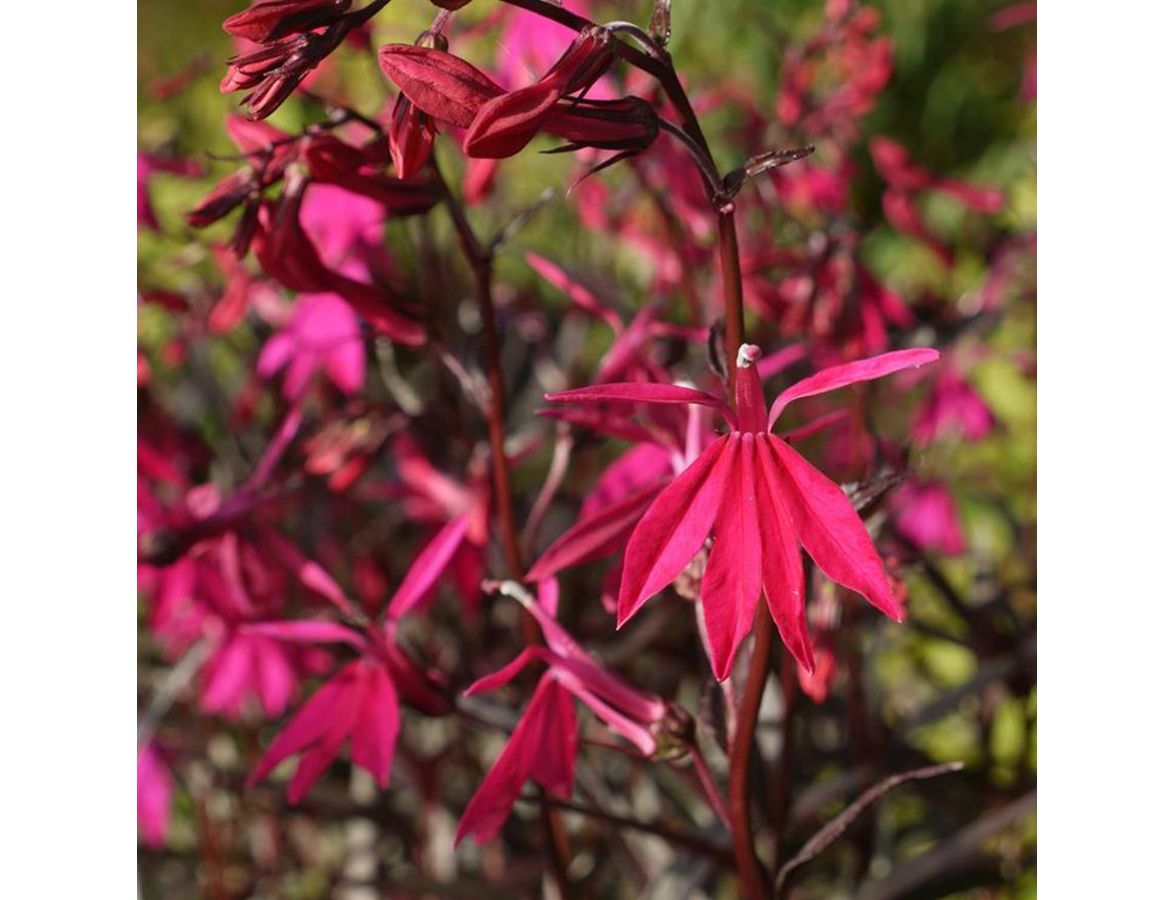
736, 343, 761, 368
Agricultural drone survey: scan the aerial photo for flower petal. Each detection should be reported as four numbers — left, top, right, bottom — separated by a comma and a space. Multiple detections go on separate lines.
766, 437, 902, 621
242, 620, 369, 651
754, 436, 814, 672
377, 45, 504, 128
526, 480, 665, 583
546, 382, 735, 428
349, 662, 400, 788
387, 512, 473, 618
699, 435, 764, 681
455, 676, 577, 845
768, 348, 939, 428
246, 667, 351, 787
616, 437, 736, 627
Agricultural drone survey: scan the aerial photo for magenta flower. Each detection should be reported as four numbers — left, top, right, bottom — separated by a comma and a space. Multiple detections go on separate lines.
891, 478, 966, 556
137, 743, 172, 848
243, 617, 445, 802
546, 344, 938, 680
258, 292, 365, 398
456, 584, 667, 844
243, 542, 455, 801
913, 365, 996, 445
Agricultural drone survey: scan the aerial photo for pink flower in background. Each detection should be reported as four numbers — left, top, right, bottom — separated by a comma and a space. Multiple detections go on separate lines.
243, 545, 450, 802
546, 344, 937, 680
871, 137, 1004, 267
248, 653, 401, 802
147, 532, 324, 720
913, 365, 996, 445
258, 292, 365, 398
892, 479, 966, 556
137, 744, 172, 848
457, 675, 577, 844
138, 152, 201, 231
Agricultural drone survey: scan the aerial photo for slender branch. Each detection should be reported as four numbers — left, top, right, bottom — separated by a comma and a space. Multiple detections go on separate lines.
717, 208, 745, 401
729, 603, 774, 900
689, 743, 732, 831
773, 761, 965, 896
522, 794, 734, 866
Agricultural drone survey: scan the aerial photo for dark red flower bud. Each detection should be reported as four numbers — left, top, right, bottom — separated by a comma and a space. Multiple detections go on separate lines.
539, 26, 615, 97
377, 45, 504, 129
427, 0, 473, 10
463, 83, 563, 158
388, 92, 437, 180
223, 0, 351, 44
461, 27, 617, 159
545, 96, 661, 153
186, 168, 255, 227
300, 135, 441, 214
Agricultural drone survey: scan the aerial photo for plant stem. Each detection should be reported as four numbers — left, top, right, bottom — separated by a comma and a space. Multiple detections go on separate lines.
717, 208, 745, 403
433, 158, 571, 899
523, 795, 734, 866
729, 602, 774, 900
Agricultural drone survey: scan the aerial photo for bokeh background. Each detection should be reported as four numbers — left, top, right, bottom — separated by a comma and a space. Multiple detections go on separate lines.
138, 0, 1036, 896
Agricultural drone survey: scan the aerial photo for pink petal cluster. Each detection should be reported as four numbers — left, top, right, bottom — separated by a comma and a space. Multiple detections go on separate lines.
258, 292, 365, 398
456, 585, 666, 843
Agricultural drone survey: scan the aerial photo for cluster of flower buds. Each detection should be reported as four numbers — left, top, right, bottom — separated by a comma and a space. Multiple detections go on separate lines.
221, 0, 358, 119
379, 26, 660, 168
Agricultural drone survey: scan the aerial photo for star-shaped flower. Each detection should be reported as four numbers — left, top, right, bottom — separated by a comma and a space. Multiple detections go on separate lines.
545, 344, 938, 680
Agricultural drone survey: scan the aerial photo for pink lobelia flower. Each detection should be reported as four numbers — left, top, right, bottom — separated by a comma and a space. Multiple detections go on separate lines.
456, 583, 667, 844
258, 292, 365, 398
242, 557, 448, 802
137, 743, 172, 848
890, 478, 966, 556
912, 364, 996, 446
545, 344, 938, 680
245, 620, 446, 803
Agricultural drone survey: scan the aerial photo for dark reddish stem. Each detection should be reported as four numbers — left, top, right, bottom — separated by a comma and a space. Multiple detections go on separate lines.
718, 208, 745, 404
433, 159, 571, 899
729, 603, 774, 900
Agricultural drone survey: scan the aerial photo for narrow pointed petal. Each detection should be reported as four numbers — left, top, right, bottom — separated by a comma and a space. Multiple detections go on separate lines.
526, 252, 622, 329
699, 436, 764, 681
616, 437, 736, 627
200, 634, 251, 715
247, 669, 350, 786
553, 671, 658, 756
349, 662, 400, 788
286, 663, 366, 802
513, 591, 667, 724
754, 436, 815, 673
387, 512, 472, 618
546, 383, 735, 428
527, 678, 579, 797
766, 437, 902, 620
537, 406, 665, 445
254, 638, 296, 717
463, 647, 551, 697
768, 348, 940, 428
525, 480, 665, 583
242, 620, 368, 651
455, 676, 577, 845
